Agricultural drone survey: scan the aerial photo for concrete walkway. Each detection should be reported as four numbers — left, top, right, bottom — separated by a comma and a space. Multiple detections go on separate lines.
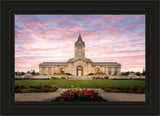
15, 92, 60, 102
100, 92, 145, 102
15, 89, 145, 102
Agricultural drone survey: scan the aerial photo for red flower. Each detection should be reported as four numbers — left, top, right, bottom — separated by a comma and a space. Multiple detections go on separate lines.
27, 83, 29, 85
91, 95, 94, 98
15, 83, 19, 86
39, 82, 41, 84
72, 96, 74, 98
24, 84, 26, 87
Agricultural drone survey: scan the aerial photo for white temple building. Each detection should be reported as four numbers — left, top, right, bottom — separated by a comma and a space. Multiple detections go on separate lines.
39, 33, 121, 77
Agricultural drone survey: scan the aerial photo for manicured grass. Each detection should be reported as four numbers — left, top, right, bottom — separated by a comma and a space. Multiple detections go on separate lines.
15, 80, 145, 89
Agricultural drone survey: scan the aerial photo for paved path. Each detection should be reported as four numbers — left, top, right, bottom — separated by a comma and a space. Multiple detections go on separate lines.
100, 92, 145, 102
15, 89, 145, 102
15, 92, 60, 102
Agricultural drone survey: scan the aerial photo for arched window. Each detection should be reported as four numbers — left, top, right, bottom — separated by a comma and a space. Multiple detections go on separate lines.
60, 68, 65, 73
95, 68, 100, 73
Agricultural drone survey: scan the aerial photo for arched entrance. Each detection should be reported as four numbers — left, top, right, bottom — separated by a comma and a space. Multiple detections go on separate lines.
77, 66, 83, 76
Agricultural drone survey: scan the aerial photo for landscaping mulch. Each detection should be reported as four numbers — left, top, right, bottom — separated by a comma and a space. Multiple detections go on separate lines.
102, 87, 145, 94
15, 87, 58, 93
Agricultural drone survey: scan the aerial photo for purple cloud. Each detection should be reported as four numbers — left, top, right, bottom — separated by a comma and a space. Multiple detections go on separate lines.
15, 15, 145, 72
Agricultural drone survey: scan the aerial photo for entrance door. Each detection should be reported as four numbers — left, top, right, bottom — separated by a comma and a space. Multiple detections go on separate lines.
77, 66, 83, 76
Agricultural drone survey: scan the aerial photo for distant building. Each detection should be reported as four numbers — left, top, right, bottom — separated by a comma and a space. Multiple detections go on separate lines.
39, 33, 121, 77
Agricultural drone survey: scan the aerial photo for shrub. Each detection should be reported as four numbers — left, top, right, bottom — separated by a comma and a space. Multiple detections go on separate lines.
15, 77, 30, 80
88, 73, 95, 75
65, 73, 72, 75
54, 73, 66, 75
15, 85, 20, 89
104, 76, 109, 79
30, 78, 50, 80
95, 72, 106, 75
35, 85, 42, 89
132, 86, 138, 91
15, 82, 58, 93
51, 77, 57, 79
136, 72, 141, 76
15, 78, 23, 80
121, 72, 129, 76
93, 76, 109, 80
43, 85, 52, 88
61, 77, 66, 80
117, 87, 123, 90
93, 77, 103, 79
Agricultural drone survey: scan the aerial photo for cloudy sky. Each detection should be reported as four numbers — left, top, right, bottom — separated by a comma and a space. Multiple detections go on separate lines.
15, 15, 145, 72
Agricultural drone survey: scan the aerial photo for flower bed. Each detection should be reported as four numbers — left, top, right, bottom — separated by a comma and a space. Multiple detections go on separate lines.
54, 88, 107, 101
93, 76, 109, 80
15, 83, 57, 93
51, 77, 66, 80
101, 86, 145, 93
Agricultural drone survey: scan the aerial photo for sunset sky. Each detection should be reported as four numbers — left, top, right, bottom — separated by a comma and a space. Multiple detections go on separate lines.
15, 15, 145, 72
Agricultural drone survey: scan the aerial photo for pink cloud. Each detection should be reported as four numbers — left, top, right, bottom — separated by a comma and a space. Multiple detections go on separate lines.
15, 32, 26, 39
105, 15, 125, 20
15, 15, 145, 72
22, 21, 47, 26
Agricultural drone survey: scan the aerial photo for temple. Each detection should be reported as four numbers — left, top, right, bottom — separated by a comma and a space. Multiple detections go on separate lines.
39, 33, 121, 77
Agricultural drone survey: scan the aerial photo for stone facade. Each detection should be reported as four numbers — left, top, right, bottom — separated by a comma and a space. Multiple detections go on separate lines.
39, 33, 121, 76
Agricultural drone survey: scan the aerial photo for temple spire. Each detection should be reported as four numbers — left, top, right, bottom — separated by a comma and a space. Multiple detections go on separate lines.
75, 31, 85, 57
75, 31, 84, 45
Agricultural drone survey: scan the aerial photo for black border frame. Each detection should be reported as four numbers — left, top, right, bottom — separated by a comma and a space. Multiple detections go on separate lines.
0, 0, 159, 115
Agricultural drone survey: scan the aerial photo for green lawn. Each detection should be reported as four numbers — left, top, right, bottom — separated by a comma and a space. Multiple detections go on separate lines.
15, 80, 145, 89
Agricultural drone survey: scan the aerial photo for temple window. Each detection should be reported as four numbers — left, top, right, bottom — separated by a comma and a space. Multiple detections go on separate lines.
95, 68, 100, 73
108, 68, 112, 75
114, 68, 118, 75
60, 68, 65, 73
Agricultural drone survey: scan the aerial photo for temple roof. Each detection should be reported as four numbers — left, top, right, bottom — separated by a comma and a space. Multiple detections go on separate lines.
75, 32, 85, 45
93, 62, 118, 64
93, 62, 121, 66
67, 57, 92, 63
39, 61, 121, 66
39, 62, 67, 66
42, 62, 67, 64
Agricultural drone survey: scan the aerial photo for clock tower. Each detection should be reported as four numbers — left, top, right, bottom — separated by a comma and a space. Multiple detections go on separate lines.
75, 32, 85, 57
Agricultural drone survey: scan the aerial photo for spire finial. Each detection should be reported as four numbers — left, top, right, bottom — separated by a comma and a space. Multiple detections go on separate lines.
79, 31, 81, 35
